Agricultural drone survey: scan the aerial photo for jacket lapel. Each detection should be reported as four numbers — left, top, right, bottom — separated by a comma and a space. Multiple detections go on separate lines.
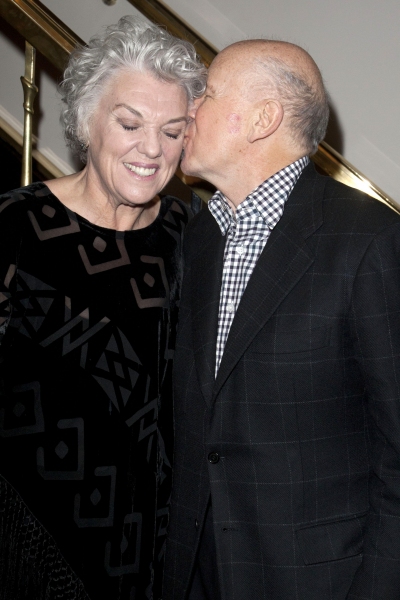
213, 165, 326, 399
190, 213, 226, 406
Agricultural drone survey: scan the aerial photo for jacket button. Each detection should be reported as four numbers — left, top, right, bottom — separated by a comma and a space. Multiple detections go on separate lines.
208, 452, 220, 464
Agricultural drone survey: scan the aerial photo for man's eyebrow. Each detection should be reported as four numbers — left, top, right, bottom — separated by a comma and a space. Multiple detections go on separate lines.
114, 104, 187, 124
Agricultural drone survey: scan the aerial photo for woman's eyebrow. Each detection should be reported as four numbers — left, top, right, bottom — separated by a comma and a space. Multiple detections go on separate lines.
114, 103, 142, 117
165, 117, 188, 124
114, 104, 187, 124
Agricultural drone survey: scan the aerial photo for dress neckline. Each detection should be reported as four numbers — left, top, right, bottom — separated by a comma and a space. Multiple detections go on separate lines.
36, 182, 166, 237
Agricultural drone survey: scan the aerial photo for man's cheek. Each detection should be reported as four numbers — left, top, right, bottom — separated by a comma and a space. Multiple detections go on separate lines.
227, 113, 241, 134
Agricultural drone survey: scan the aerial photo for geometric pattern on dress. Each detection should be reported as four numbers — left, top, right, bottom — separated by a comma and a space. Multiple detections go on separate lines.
78, 237, 131, 275
0, 186, 187, 597
162, 200, 185, 245
0, 380, 44, 438
16, 270, 55, 338
74, 465, 117, 528
28, 206, 80, 241
130, 256, 170, 309
39, 296, 110, 360
36, 417, 84, 481
0, 193, 26, 216
156, 506, 169, 557
92, 328, 142, 413
124, 376, 157, 465
105, 512, 142, 576
0, 263, 16, 329
125, 396, 157, 442
156, 428, 171, 486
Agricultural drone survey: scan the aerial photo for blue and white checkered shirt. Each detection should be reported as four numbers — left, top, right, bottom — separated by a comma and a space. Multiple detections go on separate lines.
209, 156, 309, 375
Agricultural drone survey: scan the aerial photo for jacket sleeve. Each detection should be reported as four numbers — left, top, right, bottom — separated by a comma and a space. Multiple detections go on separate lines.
347, 220, 400, 599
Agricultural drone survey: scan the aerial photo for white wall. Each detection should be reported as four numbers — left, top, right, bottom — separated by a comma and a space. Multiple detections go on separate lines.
0, 0, 146, 174
162, 0, 400, 203
0, 0, 399, 203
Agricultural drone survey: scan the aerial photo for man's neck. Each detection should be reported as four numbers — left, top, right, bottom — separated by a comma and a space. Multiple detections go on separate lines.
220, 153, 308, 209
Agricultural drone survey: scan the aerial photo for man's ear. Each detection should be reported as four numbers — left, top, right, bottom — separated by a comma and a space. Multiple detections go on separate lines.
247, 100, 284, 143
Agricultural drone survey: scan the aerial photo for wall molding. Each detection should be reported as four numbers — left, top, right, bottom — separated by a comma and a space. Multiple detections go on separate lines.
0, 105, 73, 178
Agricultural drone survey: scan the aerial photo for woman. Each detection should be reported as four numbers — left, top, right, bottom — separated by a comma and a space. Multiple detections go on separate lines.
0, 16, 206, 600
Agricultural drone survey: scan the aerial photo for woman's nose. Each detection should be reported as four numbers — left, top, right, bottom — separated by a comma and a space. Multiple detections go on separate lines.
137, 131, 162, 158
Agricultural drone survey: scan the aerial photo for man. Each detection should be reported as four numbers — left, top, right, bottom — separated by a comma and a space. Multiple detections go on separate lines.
164, 40, 400, 600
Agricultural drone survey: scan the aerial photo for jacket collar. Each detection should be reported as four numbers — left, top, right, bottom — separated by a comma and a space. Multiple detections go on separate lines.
191, 163, 326, 406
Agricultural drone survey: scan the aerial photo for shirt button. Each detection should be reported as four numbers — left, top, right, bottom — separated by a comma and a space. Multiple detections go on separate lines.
236, 245, 244, 256
208, 452, 220, 464
227, 303, 235, 313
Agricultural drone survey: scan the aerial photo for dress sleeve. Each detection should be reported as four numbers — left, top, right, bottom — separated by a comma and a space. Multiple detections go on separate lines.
0, 191, 24, 340
347, 220, 400, 599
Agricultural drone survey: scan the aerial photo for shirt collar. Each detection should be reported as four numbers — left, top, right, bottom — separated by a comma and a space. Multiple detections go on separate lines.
209, 156, 309, 236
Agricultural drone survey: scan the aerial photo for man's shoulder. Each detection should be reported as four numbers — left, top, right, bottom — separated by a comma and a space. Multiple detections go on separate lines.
185, 204, 218, 237
183, 205, 221, 259
322, 176, 400, 231
298, 164, 400, 231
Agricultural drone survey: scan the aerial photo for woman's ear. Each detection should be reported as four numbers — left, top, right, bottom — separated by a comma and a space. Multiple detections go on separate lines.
247, 99, 284, 143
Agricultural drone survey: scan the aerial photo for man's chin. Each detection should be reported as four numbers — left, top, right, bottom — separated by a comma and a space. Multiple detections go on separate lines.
180, 154, 198, 177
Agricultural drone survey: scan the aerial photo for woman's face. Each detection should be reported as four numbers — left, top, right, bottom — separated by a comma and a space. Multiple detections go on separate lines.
86, 69, 188, 208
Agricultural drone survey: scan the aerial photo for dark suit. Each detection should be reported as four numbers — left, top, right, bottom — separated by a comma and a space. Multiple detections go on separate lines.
164, 163, 400, 600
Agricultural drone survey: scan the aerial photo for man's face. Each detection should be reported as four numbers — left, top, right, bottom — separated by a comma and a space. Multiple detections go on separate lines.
181, 54, 251, 189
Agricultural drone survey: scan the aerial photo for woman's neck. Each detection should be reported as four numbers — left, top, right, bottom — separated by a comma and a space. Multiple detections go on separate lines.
44, 168, 161, 231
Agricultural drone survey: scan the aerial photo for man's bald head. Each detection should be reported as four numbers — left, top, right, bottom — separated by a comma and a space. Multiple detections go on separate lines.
213, 40, 329, 155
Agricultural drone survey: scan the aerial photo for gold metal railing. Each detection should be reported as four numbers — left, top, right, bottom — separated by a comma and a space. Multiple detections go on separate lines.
0, 0, 84, 184
127, 0, 397, 211
0, 0, 397, 211
127, 0, 217, 67
0, 0, 83, 70
20, 41, 37, 185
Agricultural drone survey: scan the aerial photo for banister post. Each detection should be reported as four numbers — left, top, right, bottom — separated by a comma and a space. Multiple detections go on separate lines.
20, 40, 38, 186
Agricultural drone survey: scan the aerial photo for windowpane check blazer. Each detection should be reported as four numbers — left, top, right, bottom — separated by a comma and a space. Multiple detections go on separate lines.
164, 163, 400, 600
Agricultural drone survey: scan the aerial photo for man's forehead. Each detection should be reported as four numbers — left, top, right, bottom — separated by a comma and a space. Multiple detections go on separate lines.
206, 59, 244, 98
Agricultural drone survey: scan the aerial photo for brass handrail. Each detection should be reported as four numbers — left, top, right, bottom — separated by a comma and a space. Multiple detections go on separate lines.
127, 0, 397, 211
128, 0, 217, 67
20, 40, 37, 185
0, 0, 84, 71
0, 0, 397, 210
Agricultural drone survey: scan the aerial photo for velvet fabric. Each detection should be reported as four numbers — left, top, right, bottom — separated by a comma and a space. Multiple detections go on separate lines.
0, 183, 190, 599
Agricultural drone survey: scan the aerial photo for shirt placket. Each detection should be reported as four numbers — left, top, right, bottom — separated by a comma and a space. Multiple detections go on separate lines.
216, 218, 250, 373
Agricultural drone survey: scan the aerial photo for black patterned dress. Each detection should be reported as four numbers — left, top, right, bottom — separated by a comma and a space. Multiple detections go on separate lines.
0, 183, 190, 600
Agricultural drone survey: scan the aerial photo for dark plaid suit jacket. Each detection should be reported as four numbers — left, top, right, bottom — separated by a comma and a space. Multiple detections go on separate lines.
164, 163, 400, 600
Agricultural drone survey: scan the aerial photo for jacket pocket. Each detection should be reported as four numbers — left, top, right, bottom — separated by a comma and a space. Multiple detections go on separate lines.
250, 326, 331, 354
296, 514, 366, 565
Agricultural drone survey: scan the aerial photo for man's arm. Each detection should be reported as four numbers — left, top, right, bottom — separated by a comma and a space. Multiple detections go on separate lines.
347, 220, 400, 599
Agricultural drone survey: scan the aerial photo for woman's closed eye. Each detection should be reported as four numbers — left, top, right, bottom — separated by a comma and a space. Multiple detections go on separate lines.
163, 129, 184, 140
122, 124, 139, 131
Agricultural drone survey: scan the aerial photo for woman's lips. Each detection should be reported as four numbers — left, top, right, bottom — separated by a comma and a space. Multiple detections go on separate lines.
123, 163, 158, 177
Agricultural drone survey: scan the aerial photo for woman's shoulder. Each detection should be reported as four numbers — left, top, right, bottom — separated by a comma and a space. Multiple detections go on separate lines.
160, 194, 194, 225
0, 182, 51, 216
